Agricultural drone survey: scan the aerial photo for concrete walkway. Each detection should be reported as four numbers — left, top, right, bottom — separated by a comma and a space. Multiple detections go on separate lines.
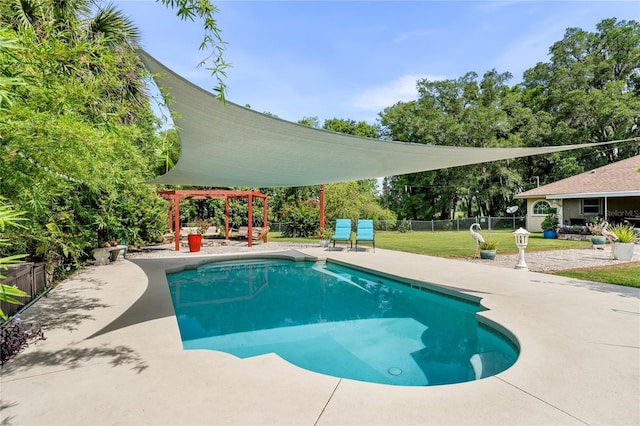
1, 247, 638, 425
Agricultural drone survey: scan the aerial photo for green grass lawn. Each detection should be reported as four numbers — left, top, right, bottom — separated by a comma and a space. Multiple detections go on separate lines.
374, 229, 592, 257
553, 263, 640, 287
270, 230, 637, 287
272, 229, 591, 257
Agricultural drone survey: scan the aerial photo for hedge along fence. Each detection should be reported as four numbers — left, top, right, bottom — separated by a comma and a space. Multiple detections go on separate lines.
1, 262, 48, 319
386, 216, 527, 232
271, 216, 526, 234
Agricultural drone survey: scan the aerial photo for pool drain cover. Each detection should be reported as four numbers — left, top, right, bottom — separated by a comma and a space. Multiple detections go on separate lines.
388, 367, 402, 376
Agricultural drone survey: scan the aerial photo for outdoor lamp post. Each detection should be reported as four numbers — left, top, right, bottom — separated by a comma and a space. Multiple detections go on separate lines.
513, 227, 530, 270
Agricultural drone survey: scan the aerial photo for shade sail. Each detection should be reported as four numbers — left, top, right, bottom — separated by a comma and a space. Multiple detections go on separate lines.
138, 49, 621, 188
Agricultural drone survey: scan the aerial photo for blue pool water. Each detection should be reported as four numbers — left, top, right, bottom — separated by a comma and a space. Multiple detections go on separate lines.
166, 259, 518, 386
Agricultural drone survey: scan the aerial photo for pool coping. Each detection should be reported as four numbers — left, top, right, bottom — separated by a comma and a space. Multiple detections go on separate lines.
1, 247, 638, 425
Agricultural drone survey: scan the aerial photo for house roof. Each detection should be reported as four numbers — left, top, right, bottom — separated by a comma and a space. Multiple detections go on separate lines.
136, 49, 626, 187
515, 155, 640, 199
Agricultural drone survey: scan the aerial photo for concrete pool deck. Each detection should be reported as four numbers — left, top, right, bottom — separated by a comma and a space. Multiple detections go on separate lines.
1, 247, 639, 425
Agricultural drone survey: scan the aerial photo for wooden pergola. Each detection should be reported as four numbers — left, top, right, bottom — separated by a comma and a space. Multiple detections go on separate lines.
157, 189, 268, 251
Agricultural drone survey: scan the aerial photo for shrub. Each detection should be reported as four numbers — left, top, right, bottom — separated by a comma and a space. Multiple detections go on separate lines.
281, 200, 319, 238
320, 224, 333, 240
479, 240, 497, 250
190, 219, 211, 235
611, 224, 637, 243
0, 315, 45, 366
587, 219, 603, 236
398, 219, 410, 233
540, 210, 559, 231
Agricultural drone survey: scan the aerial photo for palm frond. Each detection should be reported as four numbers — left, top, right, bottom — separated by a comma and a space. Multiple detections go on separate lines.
87, 3, 140, 46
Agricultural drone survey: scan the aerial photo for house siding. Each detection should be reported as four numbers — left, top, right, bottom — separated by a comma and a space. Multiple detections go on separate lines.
526, 199, 563, 232
563, 200, 584, 225
518, 156, 640, 232
526, 196, 640, 231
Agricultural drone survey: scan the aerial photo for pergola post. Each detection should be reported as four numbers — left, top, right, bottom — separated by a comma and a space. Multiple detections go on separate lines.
174, 194, 180, 252
319, 184, 325, 239
168, 197, 174, 231
225, 197, 230, 240
247, 193, 253, 248
263, 196, 268, 243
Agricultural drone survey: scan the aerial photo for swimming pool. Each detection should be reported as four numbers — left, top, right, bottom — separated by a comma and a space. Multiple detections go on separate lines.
166, 258, 518, 386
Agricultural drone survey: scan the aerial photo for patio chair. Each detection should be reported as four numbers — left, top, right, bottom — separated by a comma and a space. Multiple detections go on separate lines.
330, 219, 352, 249
203, 226, 220, 238
253, 226, 269, 242
235, 226, 249, 239
355, 219, 375, 252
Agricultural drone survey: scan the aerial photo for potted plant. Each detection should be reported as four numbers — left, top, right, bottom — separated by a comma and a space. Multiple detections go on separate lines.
587, 219, 606, 246
319, 225, 332, 248
540, 209, 559, 239
611, 223, 637, 261
479, 240, 497, 260
187, 219, 210, 252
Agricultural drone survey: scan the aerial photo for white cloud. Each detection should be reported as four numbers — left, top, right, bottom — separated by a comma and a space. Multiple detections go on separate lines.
350, 74, 444, 111
393, 29, 434, 43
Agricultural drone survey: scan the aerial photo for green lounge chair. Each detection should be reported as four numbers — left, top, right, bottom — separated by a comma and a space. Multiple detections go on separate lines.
330, 219, 352, 249
355, 219, 375, 252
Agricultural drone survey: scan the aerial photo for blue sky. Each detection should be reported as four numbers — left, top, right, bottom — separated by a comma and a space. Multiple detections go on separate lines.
115, 1, 639, 125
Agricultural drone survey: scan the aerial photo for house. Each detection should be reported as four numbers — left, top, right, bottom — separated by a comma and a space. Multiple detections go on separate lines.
515, 155, 640, 232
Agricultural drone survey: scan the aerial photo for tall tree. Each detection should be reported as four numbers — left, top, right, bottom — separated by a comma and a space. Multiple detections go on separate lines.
520, 17, 640, 172
380, 70, 526, 219
380, 18, 640, 220
323, 118, 379, 139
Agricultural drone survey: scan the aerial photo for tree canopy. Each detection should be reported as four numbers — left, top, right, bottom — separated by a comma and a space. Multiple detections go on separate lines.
0, 0, 236, 283
0, 0, 169, 280
379, 18, 640, 220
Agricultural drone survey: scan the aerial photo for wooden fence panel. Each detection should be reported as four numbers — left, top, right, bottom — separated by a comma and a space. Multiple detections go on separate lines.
1, 262, 48, 319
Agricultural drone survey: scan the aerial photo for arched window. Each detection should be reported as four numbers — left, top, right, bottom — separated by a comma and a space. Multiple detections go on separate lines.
532, 200, 551, 215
